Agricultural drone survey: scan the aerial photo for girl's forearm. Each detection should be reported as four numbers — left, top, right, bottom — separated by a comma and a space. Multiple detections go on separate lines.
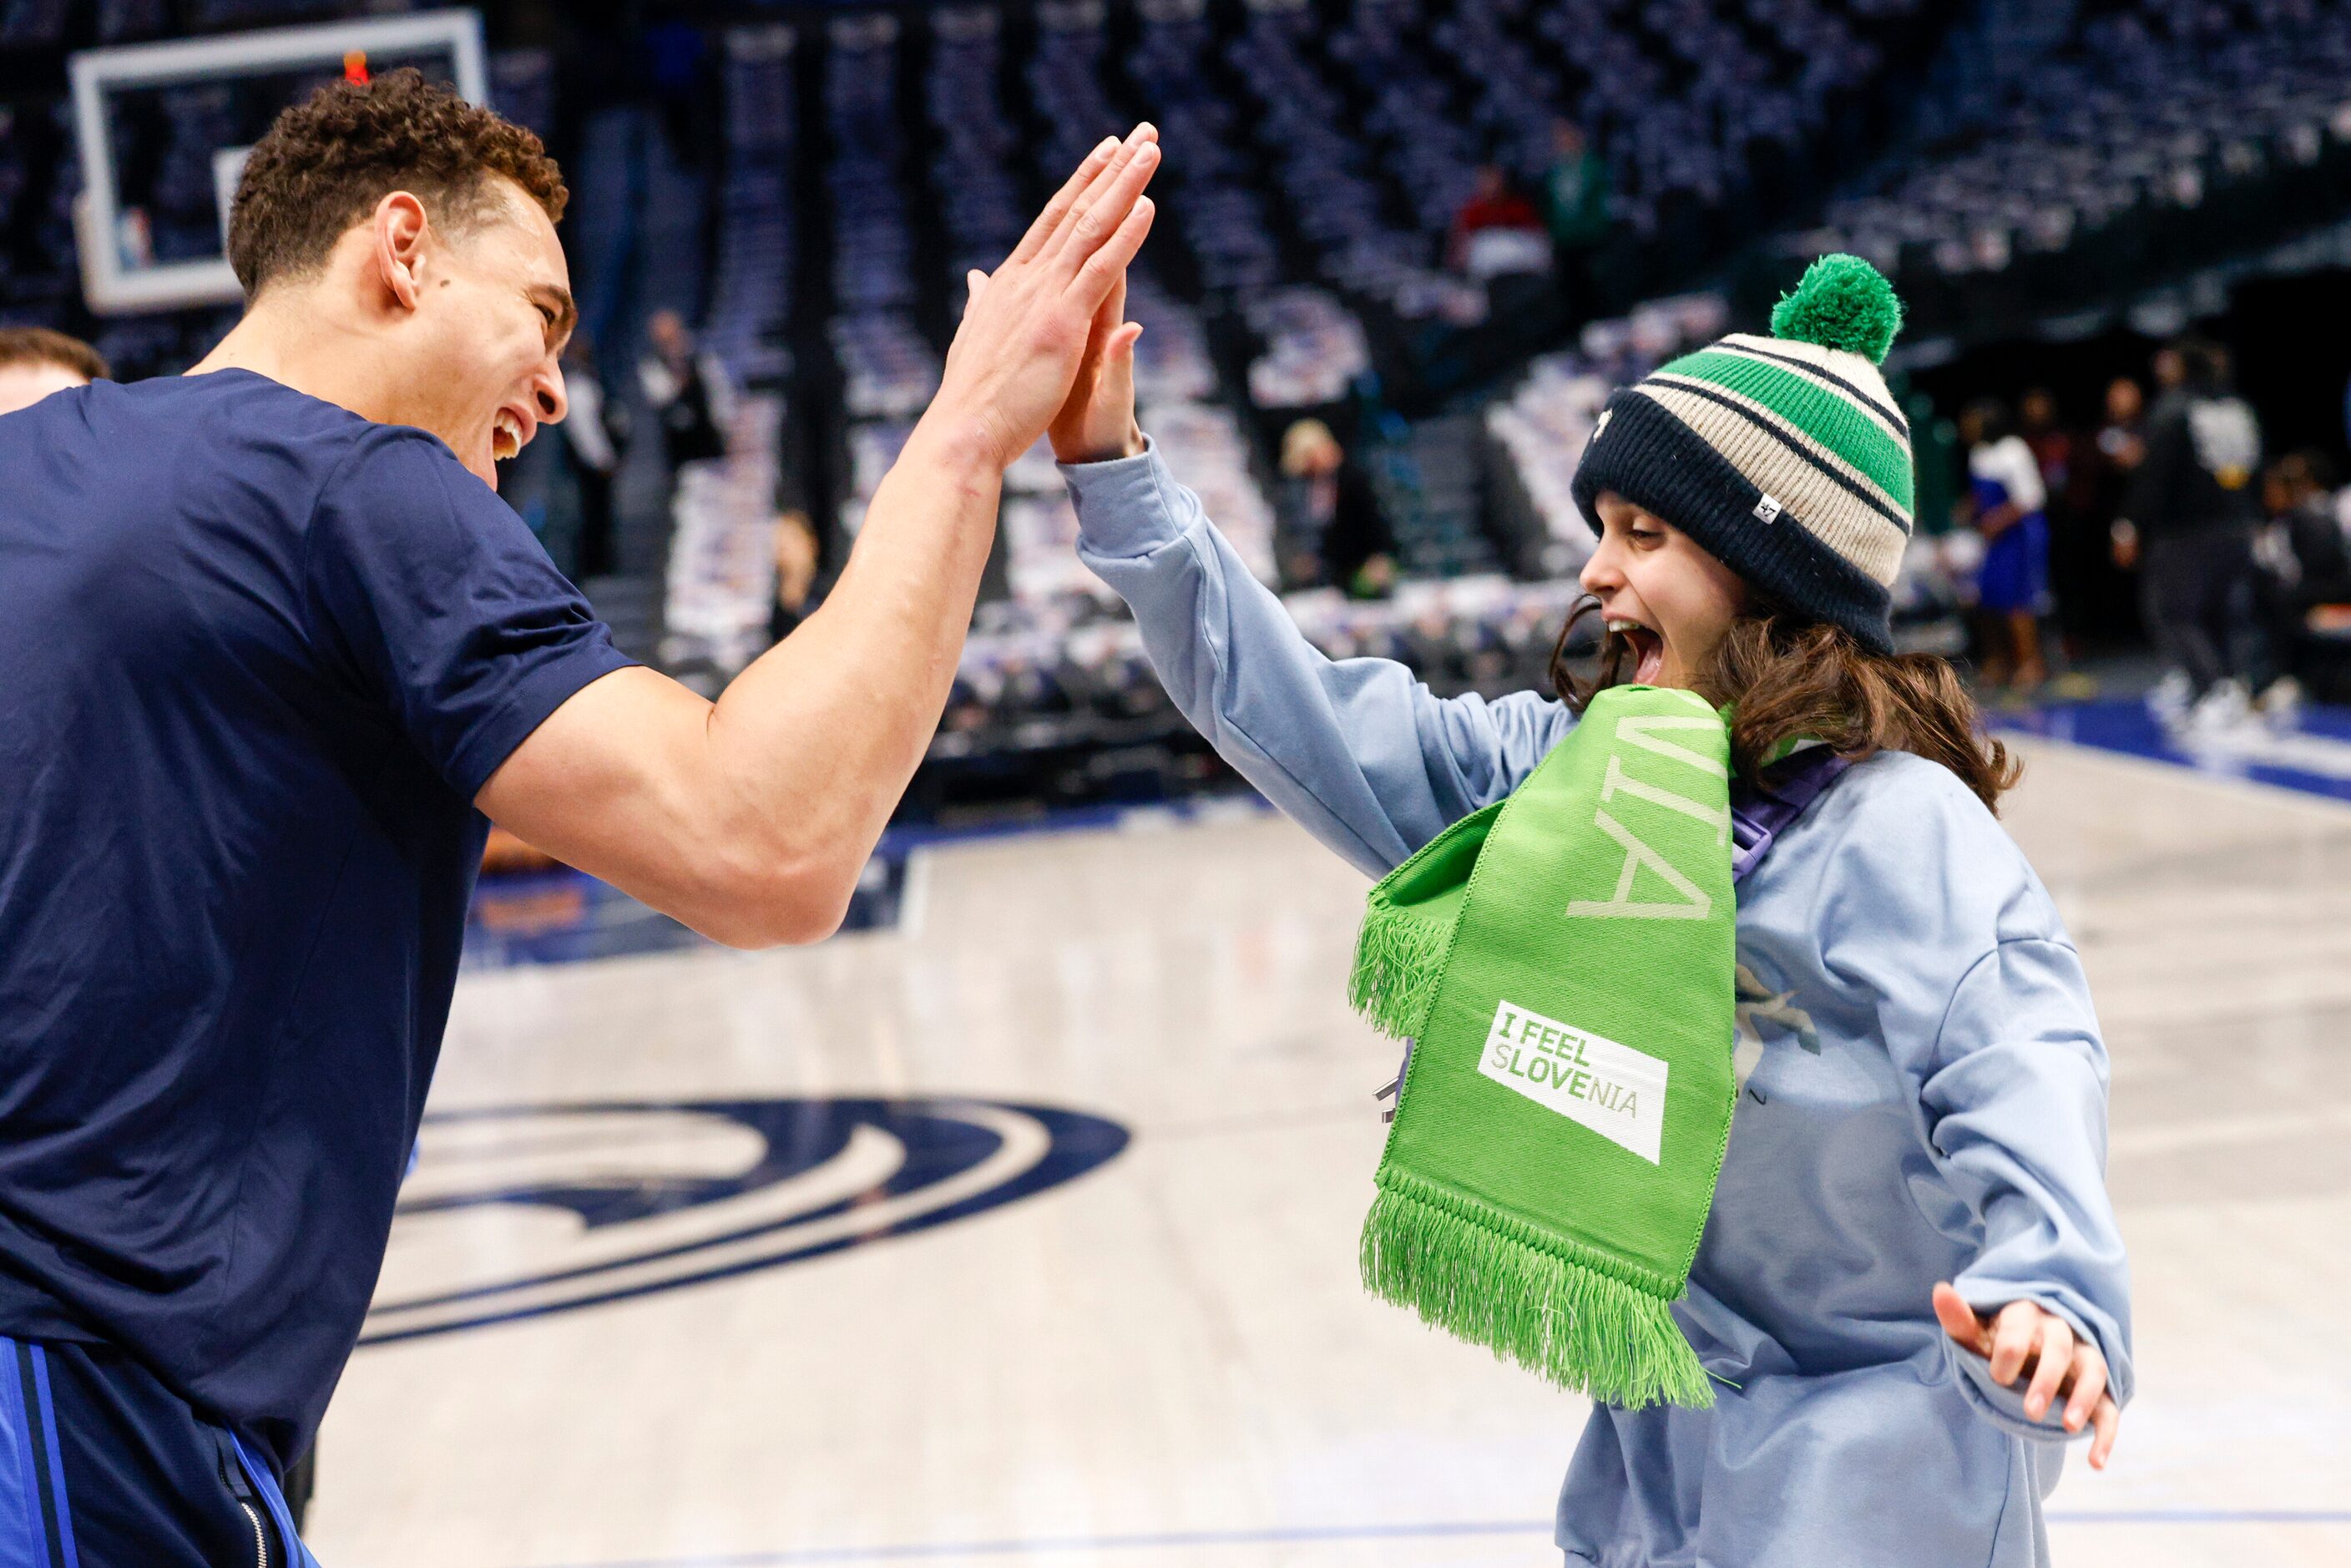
1064, 444, 1568, 872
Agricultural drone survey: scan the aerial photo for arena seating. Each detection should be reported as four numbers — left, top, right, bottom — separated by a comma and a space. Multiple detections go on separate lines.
1787, 0, 2351, 335
0, 0, 2319, 812
2, 0, 1952, 439
704, 24, 798, 391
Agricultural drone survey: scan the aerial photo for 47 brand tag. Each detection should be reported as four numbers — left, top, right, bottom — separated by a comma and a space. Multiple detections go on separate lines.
1478, 999, 1669, 1163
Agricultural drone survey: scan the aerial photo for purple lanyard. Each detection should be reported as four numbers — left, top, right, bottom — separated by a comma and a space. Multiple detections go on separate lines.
1730, 747, 1850, 884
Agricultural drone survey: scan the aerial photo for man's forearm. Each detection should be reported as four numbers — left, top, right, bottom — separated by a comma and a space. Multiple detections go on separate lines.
701, 415, 1001, 934
478, 126, 1160, 946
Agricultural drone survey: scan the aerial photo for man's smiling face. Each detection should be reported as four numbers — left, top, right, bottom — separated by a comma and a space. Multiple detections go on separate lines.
395, 176, 574, 490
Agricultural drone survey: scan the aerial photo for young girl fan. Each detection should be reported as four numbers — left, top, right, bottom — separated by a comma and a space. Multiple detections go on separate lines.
1044, 253, 2131, 1567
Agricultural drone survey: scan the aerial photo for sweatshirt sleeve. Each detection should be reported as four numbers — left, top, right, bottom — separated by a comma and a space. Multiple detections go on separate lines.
1818, 761, 2135, 1441
1928, 935, 2136, 1439
1064, 440, 1571, 877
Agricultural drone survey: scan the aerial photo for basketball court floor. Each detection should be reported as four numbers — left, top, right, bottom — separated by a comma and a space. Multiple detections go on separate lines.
304, 719, 2351, 1568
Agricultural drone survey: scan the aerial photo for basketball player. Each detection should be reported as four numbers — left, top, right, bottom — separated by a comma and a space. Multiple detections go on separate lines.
0, 326, 106, 416
0, 70, 1156, 1563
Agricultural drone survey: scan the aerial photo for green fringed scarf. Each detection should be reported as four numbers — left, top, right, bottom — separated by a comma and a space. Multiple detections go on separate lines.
1351, 684, 1738, 1409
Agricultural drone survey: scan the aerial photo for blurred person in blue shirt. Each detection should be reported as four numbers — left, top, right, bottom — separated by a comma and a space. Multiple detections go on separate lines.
1959, 398, 2053, 694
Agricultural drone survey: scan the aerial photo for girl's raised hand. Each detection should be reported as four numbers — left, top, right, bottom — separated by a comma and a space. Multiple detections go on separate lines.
1045, 269, 1146, 465
1932, 1282, 2121, 1469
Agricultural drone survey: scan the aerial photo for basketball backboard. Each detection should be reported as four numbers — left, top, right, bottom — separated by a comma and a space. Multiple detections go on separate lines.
68, 9, 487, 315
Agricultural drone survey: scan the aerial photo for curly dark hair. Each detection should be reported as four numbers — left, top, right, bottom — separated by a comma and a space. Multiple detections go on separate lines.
227, 68, 568, 301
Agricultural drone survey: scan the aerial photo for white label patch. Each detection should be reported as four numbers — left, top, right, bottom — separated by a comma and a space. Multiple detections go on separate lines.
1752, 493, 1783, 524
1478, 999, 1669, 1164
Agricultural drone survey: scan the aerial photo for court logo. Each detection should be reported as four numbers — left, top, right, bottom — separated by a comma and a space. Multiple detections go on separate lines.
358, 1096, 1128, 1346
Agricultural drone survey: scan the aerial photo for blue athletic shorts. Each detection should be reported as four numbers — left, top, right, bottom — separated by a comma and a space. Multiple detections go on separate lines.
0, 1335, 318, 1566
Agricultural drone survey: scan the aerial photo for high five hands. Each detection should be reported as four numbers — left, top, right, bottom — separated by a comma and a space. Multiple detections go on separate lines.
938, 125, 1160, 473
1932, 1282, 2121, 1468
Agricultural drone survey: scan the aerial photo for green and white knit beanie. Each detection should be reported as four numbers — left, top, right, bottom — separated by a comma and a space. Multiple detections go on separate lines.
1570, 254, 1913, 654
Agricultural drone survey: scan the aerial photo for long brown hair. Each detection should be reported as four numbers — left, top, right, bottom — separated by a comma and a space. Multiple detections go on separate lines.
1549, 599, 2020, 812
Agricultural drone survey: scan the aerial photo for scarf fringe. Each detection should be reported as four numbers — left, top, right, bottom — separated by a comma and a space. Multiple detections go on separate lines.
1347, 894, 1449, 1041
1359, 1177, 1716, 1410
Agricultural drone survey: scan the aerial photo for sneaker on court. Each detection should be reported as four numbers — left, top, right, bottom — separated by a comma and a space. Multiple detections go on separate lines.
2182, 680, 2254, 746
2146, 669, 2193, 726
2256, 675, 2304, 728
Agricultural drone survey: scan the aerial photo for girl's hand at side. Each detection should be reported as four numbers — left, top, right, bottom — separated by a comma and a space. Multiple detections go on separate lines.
1932, 1282, 2121, 1468
1044, 270, 1146, 464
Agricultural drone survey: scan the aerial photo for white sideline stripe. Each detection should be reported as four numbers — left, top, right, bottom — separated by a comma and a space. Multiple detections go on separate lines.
524, 1510, 2351, 1566
897, 847, 935, 941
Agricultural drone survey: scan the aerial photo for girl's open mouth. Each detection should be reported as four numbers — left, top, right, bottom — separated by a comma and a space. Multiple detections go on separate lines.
1610, 620, 1667, 685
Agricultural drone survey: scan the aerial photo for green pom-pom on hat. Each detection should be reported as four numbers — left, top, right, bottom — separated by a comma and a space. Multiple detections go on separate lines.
1769, 253, 1903, 365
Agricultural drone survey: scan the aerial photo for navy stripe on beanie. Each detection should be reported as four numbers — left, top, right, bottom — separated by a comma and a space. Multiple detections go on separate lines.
1570, 389, 1897, 655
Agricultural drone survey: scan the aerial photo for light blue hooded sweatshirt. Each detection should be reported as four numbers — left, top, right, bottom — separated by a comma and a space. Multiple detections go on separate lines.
1061, 443, 2133, 1568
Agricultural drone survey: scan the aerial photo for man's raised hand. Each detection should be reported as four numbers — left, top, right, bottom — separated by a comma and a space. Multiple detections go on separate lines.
930, 125, 1159, 473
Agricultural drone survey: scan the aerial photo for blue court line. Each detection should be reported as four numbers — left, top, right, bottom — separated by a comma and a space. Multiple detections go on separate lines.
1993, 698, 2351, 806
535, 1511, 2351, 1567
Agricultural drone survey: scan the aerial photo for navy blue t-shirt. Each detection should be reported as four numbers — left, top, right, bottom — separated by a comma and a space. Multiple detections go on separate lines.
0, 371, 635, 1472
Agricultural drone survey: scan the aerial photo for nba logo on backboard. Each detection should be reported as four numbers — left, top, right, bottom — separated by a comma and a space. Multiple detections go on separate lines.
68, 10, 488, 315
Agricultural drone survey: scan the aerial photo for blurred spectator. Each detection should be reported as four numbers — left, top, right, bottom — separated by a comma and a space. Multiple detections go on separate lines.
0, 327, 106, 417
639, 309, 731, 468
769, 509, 822, 645
1278, 418, 1395, 598
2018, 389, 2072, 515
2151, 343, 2187, 397
1448, 164, 1546, 280
2252, 450, 2351, 707
2020, 387, 2088, 650
2074, 377, 2148, 643
1542, 120, 1610, 303
2119, 338, 2264, 729
561, 338, 627, 580
2086, 377, 2147, 529
1958, 398, 2051, 693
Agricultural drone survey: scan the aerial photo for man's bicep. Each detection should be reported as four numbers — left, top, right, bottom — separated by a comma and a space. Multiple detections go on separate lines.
475, 665, 720, 908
